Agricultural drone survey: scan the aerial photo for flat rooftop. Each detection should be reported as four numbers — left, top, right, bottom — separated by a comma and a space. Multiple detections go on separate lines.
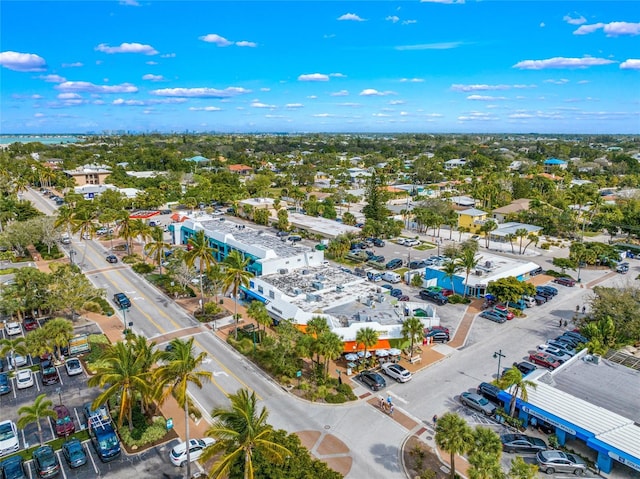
550, 356, 640, 423
288, 212, 361, 238
261, 265, 429, 327
432, 252, 538, 287
196, 216, 303, 258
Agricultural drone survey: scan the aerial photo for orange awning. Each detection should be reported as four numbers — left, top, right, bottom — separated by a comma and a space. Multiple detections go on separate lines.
343, 339, 391, 353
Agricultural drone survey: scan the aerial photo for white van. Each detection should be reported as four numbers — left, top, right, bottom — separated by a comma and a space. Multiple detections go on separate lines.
382, 271, 401, 283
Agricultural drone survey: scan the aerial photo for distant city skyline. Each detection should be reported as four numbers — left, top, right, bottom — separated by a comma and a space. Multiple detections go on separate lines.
1, 1, 638, 135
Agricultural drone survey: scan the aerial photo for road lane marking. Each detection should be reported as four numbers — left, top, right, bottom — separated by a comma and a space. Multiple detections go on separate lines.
388, 391, 408, 404
84, 441, 100, 474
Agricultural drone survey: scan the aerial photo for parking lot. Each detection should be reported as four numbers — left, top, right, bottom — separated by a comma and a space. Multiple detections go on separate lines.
0, 320, 191, 479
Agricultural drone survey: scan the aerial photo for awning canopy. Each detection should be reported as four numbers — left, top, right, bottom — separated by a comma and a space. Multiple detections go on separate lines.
342, 339, 391, 353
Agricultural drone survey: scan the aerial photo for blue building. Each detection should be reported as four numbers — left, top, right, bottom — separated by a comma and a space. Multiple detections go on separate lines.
497, 351, 640, 475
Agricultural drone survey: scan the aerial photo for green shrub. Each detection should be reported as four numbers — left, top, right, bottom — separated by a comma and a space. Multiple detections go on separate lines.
540, 242, 551, 250
337, 383, 357, 400
83, 300, 102, 313
203, 302, 221, 315
545, 269, 563, 277
122, 254, 141, 264
91, 296, 114, 316
448, 294, 470, 304
132, 262, 154, 274
118, 417, 168, 447
324, 393, 346, 403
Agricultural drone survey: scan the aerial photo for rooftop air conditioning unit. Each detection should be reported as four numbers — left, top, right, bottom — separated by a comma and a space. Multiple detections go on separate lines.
315, 274, 326, 281
302, 269, 310, 275
293, 288, 302, 295
336, 285, 344, 292
485, 261, 493, 268
278, 268, 288, 274
312, 281, 324, 290
475, 270, 483, 276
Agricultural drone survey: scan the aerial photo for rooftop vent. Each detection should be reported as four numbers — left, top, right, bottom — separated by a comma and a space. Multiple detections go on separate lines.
278, 268, 288, 274
312, 281, 324, 290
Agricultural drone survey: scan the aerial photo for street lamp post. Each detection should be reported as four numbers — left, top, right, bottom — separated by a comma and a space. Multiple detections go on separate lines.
122, 306, 132, 334
493, 349, 506, 379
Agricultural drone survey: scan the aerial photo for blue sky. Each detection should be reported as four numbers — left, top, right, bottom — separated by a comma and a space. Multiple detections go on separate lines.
1, 1, 638, 134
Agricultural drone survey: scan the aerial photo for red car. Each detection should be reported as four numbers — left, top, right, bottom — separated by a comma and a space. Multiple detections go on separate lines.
528, 352, 561, 370
441, 289, 454, 297
494, 304, 515, 320
52, 404, 75, 437
23, 317, 39, 331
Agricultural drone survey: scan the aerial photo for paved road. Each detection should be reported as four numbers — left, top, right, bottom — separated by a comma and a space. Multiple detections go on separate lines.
20, 188, 621, 479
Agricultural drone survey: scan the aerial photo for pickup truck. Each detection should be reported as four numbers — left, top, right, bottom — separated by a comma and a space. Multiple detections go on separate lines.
507, 299, 527, 311
346, 251, 369, 262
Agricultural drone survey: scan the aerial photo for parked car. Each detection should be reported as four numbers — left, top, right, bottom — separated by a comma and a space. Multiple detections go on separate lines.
536, 450, 587, 475
537, 345, 571, 362
460, 392, 496, 416
87, 415, 120, 462
562, 331, 588, 344
113, 292, 131, 309
538, 285, 558, 296
0, 421, 19, 457
419, 289, 448, 305
7, 354, 27, 368
0, 373, 10, 396
533, 294, 548, 305
105, 254, 118, 264
16, 369, 34, 389
535, 288, 554, 300
514, 361, 537, 376
395, 238, 406, 245
40, 360, 60, 385
385, 258, 403, 270
381, 363, 412, 383
32, 445, 60, 478
553, 277, 576, 287
480, 310, 507, 324
441, 288, 454, 297
64, 358, 83, 377
358, 370, 387, 391
4, 322, 21, 337
553, 335, 581, 349
23, 317, 39, 331
547, 339, 577, 353
528, 352, 562, 370
0, 455, 27, 479
409, 260, 426, 269
501, 434, 547, 453
169, 438, 215, 467
404, 239, 420, 247
61, 438, 87, 468
82, 402, 110, 424
493, 304, 515, 320
507, 299, 527, 311
476, 382, 502, 404
373, 238, 385, 247
424, 326, 450, 343
390, 288, 403, 298
52, 405, 75, 437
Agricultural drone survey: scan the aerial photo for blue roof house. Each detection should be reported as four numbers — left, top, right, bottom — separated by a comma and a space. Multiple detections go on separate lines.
544, 158, 568, 171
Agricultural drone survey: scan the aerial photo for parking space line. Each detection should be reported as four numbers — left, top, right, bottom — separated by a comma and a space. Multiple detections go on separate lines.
25, 459, 33, 479
57, 367, 64, 386
84, 440, 99, 474
55, 450, 68, 479
47, 417, 56, 440
74, 407, 82, 428
34, 373, 41, 392
21, 429, 27, 449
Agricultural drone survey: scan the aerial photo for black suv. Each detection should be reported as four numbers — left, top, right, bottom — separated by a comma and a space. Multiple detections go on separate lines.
32, 445, 60, 478
113, 292, 131, 309
419, 289, 448, 305
358, 370, 386, 391
515, 361, 537, 375
477, 382, 502, 404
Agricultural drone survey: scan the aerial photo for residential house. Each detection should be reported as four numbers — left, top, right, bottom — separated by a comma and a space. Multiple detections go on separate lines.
63, 164, 111, 186
444, 158, 467, 170
228, 164, 253, 175
456, 208, 488, 233
544, 158, 568, 172
491, 198, 531, 222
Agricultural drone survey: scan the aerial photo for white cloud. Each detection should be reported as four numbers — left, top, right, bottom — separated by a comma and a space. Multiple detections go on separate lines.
307, 95, 318, 99
540, 22, 545, 28
395, 42, 462, 51
56, 81, 138, 93
338, 13, 365, 21
113, 98, 145, 106
142, 74, 165, 82
543, 78, 570, 85
577, 80, 590, 84
574, 22, 640, 36
199, 34, 232, 46
39, 74, 66, 83
457, 112, 498, 121
260, 88, 271, 92
331, 90, 349, 96
563, 14, 586, 25
313, 113, 334, 117
57, 93, 81, 100
620, 59, 640, 70
451, 84, 510, 91
329, 72, 346, 78
0, 51, 47, 72
360, 89, 396, 96
160, 53, 176, 58
337, 102, 361, 107
403, 19, 418, 25
386, 16, 399, 23
513, 57, 615, 69
188, 106, 222, 111
34, 112, 45, 118
146, 61, 158, 65
285, 103, 303, 108
95, 42, 158, 55
372, 113, 390, 117
466, 95, 507, 101
62, 62, 83, 68
251, 102, 276, 109
399, 78, 424, 82
388, 100, 405, 105
298, 73, 329, 82
32, 94, 43, 99
119, 0, 140, 6
236, 41, 257, 48
151, 87, 250, 98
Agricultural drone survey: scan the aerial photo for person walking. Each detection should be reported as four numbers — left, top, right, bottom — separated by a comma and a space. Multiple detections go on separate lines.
582, 305, 586, 314
389, 403, 394, 416
432, 414, 438, 427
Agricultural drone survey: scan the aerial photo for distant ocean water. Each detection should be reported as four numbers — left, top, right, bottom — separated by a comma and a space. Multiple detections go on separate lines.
0, 135, 82, 145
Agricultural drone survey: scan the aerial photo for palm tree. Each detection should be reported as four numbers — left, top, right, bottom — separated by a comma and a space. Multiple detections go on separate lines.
508, 456, 539, 479
355, 326, 379, 364
200, 389, 291, 479
246, 301, 271, 334
129, 219, 152, 257
435, 412, 474, 479
116, 211, 134, 254
0, 337, 29, 369
184, 230, 217, 305
318, 331, 344, 376
54, 205, 75, 240
401, 317, 423, 355
222, 250, 252, 340
44, 317, 74, 360
515, 228, 528, 254
71, 208, 97, 241
441, 260, 461, 294
521, 233, 539, 255
87, 340, 153, 431
18, 393, 57, 445
205, 263, 226, 303
145, 226, 170, 274
480, 219, 497, 248
457, 248, 480, 297
504, 233, 516, 254
498, 368, 537, 417
156, 338, 212, 479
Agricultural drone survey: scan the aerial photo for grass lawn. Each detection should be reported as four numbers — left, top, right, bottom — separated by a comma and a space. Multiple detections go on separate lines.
414, 243, 436, 251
